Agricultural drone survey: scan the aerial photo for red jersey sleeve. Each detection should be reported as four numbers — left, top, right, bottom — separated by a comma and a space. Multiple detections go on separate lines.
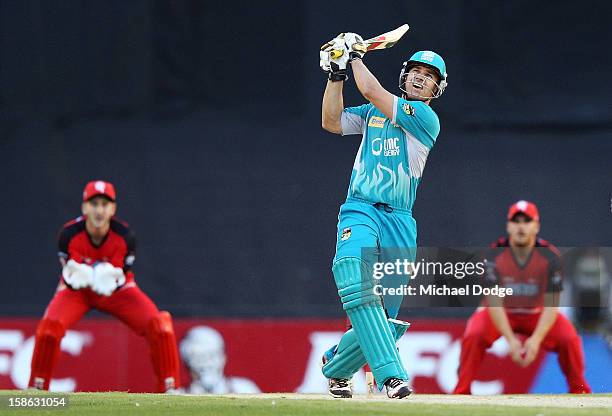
537, 239, 563, 293
109, 218, 136, 273
57, 217, 86, 265
482, 237, 510, 286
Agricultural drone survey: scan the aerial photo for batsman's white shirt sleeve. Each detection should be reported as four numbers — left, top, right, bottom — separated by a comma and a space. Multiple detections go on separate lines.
341, 112, 364, 135
340, 103, 372, 136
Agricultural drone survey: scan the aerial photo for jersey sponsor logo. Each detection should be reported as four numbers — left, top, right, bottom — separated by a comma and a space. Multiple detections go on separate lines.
502, 281, 539, 296
372, 137, 401, 157
384, 138, 400, 156
402, 103, 415, 116
341, 227, 352, 241
368, 116, 386, 128
372, 138, 382, 156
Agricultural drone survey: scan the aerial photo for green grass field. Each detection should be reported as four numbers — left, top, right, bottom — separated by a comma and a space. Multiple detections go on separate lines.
1, 391, 610, 416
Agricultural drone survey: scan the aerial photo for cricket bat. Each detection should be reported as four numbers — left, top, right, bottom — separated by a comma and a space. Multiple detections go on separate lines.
327, 24, 410, 59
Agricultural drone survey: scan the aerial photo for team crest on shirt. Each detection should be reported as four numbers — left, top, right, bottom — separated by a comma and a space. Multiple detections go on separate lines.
402, 103, 415, 116
341, 227, 352, 241
368, 116, 386, 128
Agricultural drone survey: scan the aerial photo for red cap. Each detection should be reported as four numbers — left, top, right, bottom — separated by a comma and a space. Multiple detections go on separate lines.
83, 180, 116, 202
507, 200, 539, 221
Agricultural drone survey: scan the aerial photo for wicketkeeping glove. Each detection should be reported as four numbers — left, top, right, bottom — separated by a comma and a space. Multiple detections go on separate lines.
91, 262, 126, 296
62, 259, 94, 290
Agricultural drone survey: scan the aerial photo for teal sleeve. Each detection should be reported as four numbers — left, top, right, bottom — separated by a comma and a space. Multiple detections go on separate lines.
392, 97, 440, 149
341, 103, 373, 136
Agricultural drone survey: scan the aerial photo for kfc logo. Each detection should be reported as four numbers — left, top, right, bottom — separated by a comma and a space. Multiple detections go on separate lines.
295, 330, 512, 395
0, 330, 91, 391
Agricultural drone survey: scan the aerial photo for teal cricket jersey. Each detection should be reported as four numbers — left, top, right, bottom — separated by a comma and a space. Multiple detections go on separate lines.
340, 96, 440, 211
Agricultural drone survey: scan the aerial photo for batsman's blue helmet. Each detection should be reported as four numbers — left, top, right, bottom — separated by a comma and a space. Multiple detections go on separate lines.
399, 50, 448, 98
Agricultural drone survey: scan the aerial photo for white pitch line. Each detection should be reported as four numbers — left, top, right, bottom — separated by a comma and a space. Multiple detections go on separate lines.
218, 393, 612, 408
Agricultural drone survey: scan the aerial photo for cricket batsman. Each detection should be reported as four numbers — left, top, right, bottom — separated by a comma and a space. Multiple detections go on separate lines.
319, 33, 447, 398
28, 180, 181, 392
453, 200, 591, 394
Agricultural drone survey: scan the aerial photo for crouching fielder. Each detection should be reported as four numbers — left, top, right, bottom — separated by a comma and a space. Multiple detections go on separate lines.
319, 33, 447, 398
29, 180, 180, 392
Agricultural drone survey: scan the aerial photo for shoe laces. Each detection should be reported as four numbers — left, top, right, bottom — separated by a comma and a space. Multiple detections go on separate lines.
386, 378, 403, 389
332, 378, 350, 388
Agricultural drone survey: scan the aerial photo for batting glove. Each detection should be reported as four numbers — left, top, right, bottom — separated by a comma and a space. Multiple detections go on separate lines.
91, 262, 126, 296
343, 32, 366, 62
62, 259, 94, 290
320, 34, 349, 81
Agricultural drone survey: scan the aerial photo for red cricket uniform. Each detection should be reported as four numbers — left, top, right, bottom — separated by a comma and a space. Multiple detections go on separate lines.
29, 215, 180, 392
453, 237, 591, 394
58, 215, 137, 284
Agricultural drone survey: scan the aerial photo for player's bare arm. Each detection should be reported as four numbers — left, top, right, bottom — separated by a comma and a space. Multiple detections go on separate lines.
522, 294, 559, 366
487, 297, 523, 364
350, 59, 395, 120
320, 34, 350, 134
321, 80, 344, 134
530, 294, 559, 342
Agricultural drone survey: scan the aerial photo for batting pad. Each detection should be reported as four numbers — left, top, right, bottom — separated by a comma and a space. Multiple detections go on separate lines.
322, 318, 410, 380
332, 257, 409, 386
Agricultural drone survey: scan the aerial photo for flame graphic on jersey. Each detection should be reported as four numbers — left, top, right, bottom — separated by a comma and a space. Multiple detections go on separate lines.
351, 162, 411, 208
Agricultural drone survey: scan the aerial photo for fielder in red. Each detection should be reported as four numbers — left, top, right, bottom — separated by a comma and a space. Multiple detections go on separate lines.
29, 180, 181, 392
453, 200, 591, 394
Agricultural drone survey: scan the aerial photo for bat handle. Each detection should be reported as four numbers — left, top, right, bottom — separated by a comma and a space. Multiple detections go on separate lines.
330, 49, 343, 59
330, 44, 367, 59
353, 43, 368, 53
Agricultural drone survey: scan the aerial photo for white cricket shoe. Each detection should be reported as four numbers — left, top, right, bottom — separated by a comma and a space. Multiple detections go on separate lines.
321, 351, 352, 398
385, 378, 412, 399
328, 378, 352, 398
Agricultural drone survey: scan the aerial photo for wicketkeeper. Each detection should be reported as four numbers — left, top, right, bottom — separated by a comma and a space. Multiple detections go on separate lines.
28, 180, 181, 392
